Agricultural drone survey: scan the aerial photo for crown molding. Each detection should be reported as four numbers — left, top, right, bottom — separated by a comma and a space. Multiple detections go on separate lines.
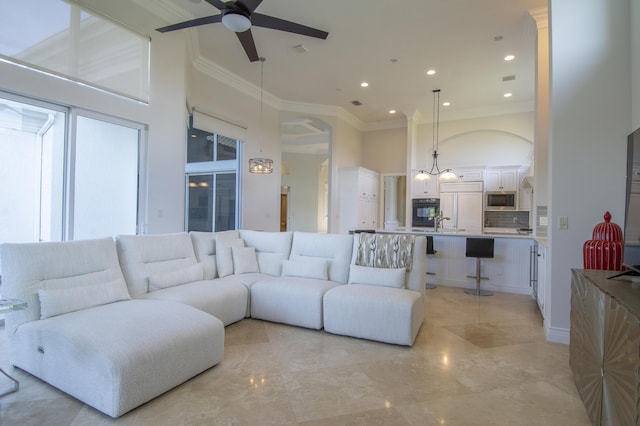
132, 0, 192, 23
362, 117, 408, 132
529, 7, 549, 30
419, 101, 535, 124
279, 100, 363, 130
192, 56, 280, 109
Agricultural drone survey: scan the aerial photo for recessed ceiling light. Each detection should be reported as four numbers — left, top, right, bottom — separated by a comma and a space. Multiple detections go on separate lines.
426, 69, 436, 76
504, 54, 515, 61
504, 93, 513, 98
360, 82, 369, 88
442, 102, 451, 107
389, 109, 397, 114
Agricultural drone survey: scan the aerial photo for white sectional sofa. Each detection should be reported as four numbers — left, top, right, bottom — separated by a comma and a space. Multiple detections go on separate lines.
0, 230, 426, 418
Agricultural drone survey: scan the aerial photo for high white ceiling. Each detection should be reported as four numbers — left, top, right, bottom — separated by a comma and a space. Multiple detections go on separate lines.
74, 0, 546, 125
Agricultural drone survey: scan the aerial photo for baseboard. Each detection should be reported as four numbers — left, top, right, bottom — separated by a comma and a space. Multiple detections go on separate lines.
546, 324, 570, 344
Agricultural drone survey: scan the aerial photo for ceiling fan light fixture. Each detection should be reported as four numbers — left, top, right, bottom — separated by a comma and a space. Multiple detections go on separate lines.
222, 12, 251, 32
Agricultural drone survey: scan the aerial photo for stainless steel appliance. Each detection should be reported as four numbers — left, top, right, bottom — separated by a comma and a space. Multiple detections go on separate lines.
485, 191, 517, 210
412, 198, 440, 228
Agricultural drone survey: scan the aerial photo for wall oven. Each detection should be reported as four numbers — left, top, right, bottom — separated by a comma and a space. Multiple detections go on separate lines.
485, 191, 517, 210
412, 198, 440, 228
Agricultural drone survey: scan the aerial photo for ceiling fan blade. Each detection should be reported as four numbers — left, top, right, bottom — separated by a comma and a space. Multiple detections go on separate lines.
251, 13, 328, 39
240, 0, 264, 13
236, 30, 260, 62
203, 0, 229, 11
156, 15, 222, 33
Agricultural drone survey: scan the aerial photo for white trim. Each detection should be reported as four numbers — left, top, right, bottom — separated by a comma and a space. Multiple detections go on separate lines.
546, 325, 570, 344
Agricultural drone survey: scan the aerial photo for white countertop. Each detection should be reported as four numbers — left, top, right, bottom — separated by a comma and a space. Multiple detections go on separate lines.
375, 227, 535, 239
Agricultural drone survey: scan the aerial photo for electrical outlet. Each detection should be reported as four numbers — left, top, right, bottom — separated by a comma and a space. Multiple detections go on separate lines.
559, 216, 569, 230
539, 216, 548, 226
512, 217, 518, 223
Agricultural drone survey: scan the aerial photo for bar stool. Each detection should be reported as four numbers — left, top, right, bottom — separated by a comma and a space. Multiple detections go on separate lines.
464, 237, 494, 296
426, 236, 437, 289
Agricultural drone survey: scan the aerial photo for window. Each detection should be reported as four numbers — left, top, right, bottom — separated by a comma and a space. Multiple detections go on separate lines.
0, 0, 150, 102
185, 120, 242, 232
0, 92, 145, 246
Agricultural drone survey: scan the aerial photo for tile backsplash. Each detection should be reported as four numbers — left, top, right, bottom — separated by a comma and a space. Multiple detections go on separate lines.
484, 210, 530, 228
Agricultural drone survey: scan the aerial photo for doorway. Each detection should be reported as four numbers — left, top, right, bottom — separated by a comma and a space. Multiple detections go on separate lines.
280, 187, 289, 231
280, 117, 332, 233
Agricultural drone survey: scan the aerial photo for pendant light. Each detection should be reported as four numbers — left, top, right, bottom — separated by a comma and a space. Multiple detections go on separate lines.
249, 57, 274, 174
415, 89, 456, 181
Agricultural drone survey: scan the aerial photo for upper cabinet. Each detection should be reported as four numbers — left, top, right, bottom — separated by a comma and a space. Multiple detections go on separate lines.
485, 168, 517, 191
338, 167, 379, 233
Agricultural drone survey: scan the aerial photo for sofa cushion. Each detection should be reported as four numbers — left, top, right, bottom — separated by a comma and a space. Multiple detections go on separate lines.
143, 279, 249, 325
189, 230, 240, 279
323, 284, 424, 346
39, 278, 131, 319
0, 238, 128, 333
10, 299, 224, 418
348, 265, 406, 289
216, 238, 244, 278
232, 246, 259, 274
289, 232, 354, 284
115, 233, 198, 297
239, 230, 293, 276
147, 263, 204, 291
282, 259, 329, 280
250, 276, 339, 329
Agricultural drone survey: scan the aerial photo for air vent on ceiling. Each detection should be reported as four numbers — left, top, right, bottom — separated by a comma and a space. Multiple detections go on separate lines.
502, 75, 516, 82
351, 100, 362, 106
293, 44, 308, 53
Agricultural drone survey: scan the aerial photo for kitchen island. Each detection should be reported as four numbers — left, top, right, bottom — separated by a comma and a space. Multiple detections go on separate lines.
376, 228, 536, 295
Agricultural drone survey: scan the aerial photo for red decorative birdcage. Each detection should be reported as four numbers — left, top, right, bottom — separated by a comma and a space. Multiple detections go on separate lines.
583, 211, 623, 270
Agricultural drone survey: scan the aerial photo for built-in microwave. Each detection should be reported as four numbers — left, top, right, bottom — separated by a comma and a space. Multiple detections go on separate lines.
485, 191, 517, 210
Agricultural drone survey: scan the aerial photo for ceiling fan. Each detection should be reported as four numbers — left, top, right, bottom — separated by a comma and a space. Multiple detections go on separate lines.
156, 0, 329, 62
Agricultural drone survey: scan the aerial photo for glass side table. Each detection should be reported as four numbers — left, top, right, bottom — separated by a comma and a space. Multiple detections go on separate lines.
0, 297, 27, 397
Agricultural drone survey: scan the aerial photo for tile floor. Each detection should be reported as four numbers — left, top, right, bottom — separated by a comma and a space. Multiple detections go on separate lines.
0, 286, 591, 425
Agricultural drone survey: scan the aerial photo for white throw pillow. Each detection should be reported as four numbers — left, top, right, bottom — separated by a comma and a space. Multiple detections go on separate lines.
282, 259, 329, 280
216, 238, 244, 277
232, 246, 259, 274
348, 265, 406, 288
256, 252, 285, 276
147, 263, 204, 291
39, 279, 131, 319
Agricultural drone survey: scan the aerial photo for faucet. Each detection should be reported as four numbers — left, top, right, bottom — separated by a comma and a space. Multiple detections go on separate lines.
434, 214, 450, 232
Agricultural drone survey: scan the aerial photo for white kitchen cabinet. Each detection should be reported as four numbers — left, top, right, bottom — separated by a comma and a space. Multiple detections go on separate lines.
411, 170, 440, 198
338, 167, 379, 233
439, 191, 483, 234
486, 168, 517, 191
456, 169, 484, 182
536, 242, 547, 318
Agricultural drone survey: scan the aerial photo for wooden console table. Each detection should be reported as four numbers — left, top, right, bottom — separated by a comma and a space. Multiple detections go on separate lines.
570, 269, 640, 426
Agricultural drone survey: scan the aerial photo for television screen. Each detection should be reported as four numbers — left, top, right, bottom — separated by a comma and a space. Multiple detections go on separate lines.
623, 127, 640, 269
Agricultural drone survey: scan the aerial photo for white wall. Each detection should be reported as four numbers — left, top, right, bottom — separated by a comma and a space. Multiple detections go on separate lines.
547, 0, 634, 342
415, 112, 535, 170
362, 127, 407, 174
